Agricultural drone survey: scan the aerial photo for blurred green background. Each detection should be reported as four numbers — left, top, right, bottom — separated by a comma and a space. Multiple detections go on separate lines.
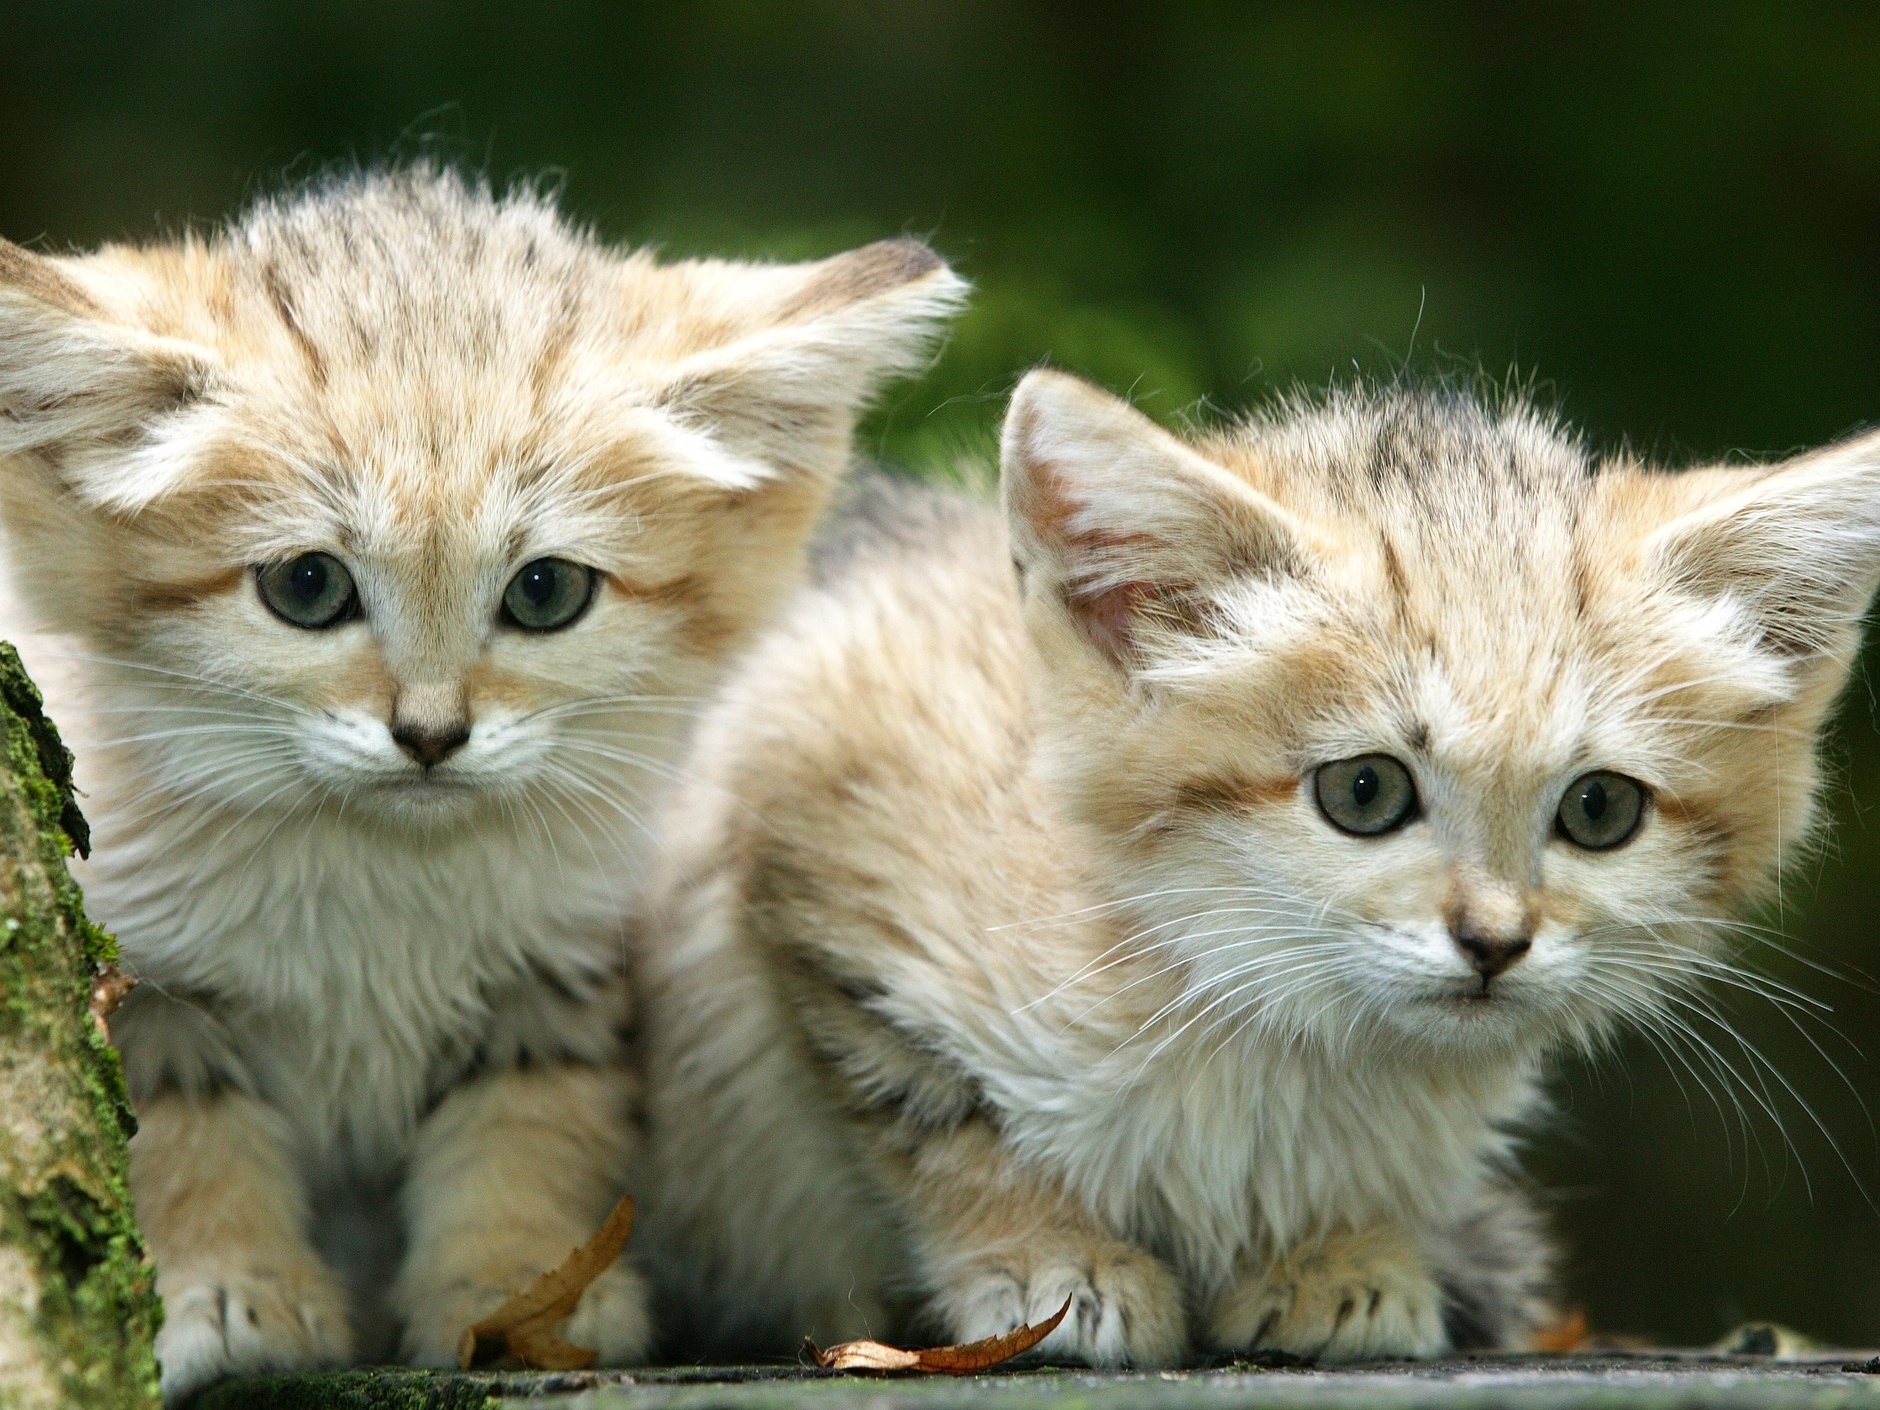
6, 0, 1880, 1350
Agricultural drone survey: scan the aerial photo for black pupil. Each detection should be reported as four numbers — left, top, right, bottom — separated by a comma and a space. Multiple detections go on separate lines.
1352, 765, 1379, 807
1581, 779, 1608, 820
521, 564, 556, 607
291, 557, 327, 602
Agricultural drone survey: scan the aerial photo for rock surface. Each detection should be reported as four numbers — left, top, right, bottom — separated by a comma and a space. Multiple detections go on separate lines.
195, 1356, 1880, 1410
0, 643, 162, 1410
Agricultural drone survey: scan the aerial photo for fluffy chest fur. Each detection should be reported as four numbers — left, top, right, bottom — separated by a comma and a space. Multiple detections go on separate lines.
987, 987, 1539, 1286
46, 640, 662, 1175
820, 770, 1541, 1289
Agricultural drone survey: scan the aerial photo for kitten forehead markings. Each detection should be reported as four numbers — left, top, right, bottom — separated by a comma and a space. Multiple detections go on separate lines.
1121, 400, 1752, 807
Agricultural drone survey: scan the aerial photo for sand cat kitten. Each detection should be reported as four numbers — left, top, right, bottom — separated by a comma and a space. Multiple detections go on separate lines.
0, 168, 962, 1399
641, 370, 1880, 1365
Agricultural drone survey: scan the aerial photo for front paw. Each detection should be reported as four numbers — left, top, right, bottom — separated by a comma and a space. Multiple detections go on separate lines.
1207, 1226, 1447, 1363
154, 1260, 352, 1403
933, 1239, 1185, 1368
398, 1259, 652, 1367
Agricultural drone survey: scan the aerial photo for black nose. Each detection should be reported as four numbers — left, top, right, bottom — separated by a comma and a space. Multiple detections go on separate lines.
391, 722, 470, 768
1453, 928, 1532, 981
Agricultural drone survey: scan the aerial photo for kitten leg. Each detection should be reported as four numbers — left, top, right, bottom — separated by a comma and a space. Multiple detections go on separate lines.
1204, 1222, 1447, 1362
900, 1121, 1187, 1368
130, 1092, 353, 1402
392, 1063, 650, 1366
1429, 1178, 1559, 1351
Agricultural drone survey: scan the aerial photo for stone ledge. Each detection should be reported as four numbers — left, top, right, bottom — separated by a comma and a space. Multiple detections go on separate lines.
192, 1354, 1880, 1410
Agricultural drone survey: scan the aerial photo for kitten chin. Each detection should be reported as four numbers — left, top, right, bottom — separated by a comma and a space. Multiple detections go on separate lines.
0, 165, 963, 1401
639, 373, 1880, 1366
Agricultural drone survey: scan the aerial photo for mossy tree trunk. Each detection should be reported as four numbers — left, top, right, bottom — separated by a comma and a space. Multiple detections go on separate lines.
0, 644, 160, 1410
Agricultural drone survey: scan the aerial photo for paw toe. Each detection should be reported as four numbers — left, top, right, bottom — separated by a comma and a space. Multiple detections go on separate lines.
154, 1270, 351, 1402
944, 1246, 1183, 1369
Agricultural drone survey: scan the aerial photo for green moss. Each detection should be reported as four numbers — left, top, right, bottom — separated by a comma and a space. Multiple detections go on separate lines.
0, 641, 161, 1409
193, 1370, 503, 1410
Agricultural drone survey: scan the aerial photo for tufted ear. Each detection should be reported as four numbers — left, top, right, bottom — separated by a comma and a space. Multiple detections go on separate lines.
0, 237, 221, 513
654, 238, 967, 489
1001, 368, 1310, 667
1646, 428, 1880, 693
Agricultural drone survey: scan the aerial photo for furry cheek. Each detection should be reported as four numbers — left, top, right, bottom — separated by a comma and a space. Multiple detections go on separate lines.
298, 709, 409, 777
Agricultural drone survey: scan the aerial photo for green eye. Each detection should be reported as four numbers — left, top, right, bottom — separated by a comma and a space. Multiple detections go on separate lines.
1557, 771, 1646, 850
256, 553, 358, 629
503, 558, 595, 632
1314, 754, 1417, 836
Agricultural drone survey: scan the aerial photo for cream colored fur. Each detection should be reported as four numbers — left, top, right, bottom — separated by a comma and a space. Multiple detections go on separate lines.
642, 371, 1880, 1366
0, 167, 962, 1399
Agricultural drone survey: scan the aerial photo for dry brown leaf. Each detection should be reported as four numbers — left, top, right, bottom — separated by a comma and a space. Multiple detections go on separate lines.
89, 965, 136, 1037
809, 1295, 1073, 1375
457, 1194, 634, 1370
808, 1339, 923, 1372
916, 1297, 1075, 1372
1532, 1309, 1589, 1354
503, 1321, 601, 1373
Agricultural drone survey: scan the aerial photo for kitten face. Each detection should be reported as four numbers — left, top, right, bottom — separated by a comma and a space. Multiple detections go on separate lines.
105, 436, 732, 827
0, 170, 963, 832
1005, 371, 1880, 1059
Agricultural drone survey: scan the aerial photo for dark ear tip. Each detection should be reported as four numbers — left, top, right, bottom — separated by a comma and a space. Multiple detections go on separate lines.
777, 238, 958, 323
851, 236, 946, 284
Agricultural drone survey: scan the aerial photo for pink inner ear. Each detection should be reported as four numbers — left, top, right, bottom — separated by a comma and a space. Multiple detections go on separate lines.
1068, 577, 1168, 662
1024, 458, 1183, 663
